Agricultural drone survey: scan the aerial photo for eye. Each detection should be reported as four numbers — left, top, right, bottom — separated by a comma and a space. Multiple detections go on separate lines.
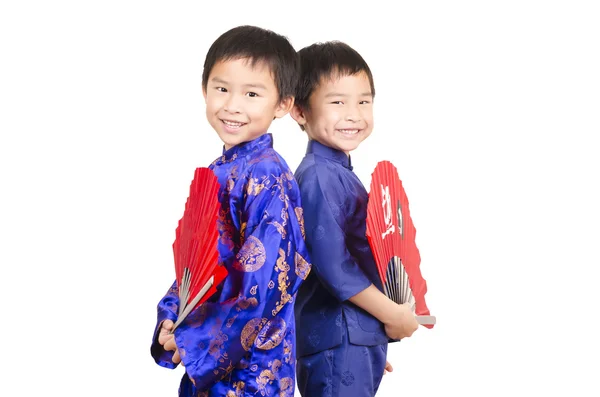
330, 101, 343, 105
216, 87, 227, 92
247, 92, 259, 97
359, 100, 371, 104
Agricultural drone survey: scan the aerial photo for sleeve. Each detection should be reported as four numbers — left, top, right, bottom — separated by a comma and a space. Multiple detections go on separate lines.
299, 167, 372, 301
149, 281, 180, 369
172, 166, 307, 390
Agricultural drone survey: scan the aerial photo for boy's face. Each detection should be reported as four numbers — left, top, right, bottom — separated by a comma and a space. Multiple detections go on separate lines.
203, 58, 293, 150
293, 71, 374, 155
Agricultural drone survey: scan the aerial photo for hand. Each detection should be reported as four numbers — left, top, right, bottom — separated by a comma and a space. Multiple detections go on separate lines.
158, 320, 182, 364
384, 360, 393, 375
384, 303, 419, 340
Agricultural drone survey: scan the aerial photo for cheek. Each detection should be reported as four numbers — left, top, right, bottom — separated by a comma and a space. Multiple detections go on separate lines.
317, 108, 340, 129
247, 101, 267, 119
362, 110, 374, 126
205, 97, 219, 114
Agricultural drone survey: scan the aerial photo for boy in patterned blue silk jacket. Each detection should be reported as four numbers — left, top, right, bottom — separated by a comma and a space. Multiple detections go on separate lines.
150, 26, 311, 397
290, 41, 419, 397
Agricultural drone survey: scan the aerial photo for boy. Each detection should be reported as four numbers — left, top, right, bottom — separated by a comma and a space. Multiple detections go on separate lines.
151, 25, 311, 397
290, 41, 419, 396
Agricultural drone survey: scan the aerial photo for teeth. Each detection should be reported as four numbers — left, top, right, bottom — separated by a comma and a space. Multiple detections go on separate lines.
223, 120, 244, 127
339, 129, 359, 135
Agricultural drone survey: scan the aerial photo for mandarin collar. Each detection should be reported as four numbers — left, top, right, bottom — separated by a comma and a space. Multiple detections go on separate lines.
306, 139, 352, 170
214, 133, 273, 165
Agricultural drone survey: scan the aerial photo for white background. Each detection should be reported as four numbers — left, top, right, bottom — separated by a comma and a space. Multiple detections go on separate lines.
1, 1, 599, 396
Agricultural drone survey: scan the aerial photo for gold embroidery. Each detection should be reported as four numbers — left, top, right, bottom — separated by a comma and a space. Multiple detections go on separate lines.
279, 377, 294, 397
267, 192, 289, 239
256, 360, 288, 396
250, 285, 258, 295
256, 369, 277, 396
236, 297, 258, 311
283, 339, 292, 363
234, 236, 266, 272
254, 317, 286, 350
267, 218, 286, 239
208, 331, 228, 359
218, 206, 236, 253
226, 381, 246, 397
240, 318, 267, 351
247, 175, 269, 196
272, 175, 288, 201
230, 165, 239, 180
271, 359, 282, 374
294, 207, 305, 238
247, 150, 277, 166
225, 314, 238, 328
272, 248, 292, 316
240, 222, 247, 241
217, 360, 235, 382
294, 252, 311, 280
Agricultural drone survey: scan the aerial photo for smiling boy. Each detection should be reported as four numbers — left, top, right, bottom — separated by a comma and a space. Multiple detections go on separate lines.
291, 41, 419, 397
151, 25, 311, 397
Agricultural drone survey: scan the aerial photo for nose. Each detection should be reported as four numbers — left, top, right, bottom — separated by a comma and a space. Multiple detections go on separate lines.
224, 94, 242, 114
345, 104, 362, 122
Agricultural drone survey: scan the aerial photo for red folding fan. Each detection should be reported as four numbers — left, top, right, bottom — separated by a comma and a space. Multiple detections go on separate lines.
171, 167, 227, 331
366, 161, 436, 328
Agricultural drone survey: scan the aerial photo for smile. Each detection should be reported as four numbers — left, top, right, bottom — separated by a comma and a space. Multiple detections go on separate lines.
337, 129, 360, 136
221, 119, 247, 130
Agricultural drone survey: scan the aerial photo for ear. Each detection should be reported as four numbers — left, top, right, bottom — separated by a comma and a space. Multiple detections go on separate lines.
290, 103, 308, 127
274, 96, 295, 119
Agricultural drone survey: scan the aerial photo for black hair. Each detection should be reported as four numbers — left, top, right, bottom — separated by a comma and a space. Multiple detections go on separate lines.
202, 25, 299, 102
295, 41, 375, 110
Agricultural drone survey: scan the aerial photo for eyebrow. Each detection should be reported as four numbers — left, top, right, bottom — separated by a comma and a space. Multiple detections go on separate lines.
210, 77, 267, 90
324, 92, 373, 98
243, 83, 267, 90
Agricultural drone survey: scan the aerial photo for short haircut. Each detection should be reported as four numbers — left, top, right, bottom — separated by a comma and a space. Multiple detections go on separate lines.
202, 25, 299, 102
295, 41, 375, 110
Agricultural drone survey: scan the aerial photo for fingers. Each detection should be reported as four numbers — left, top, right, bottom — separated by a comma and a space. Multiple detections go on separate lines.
164, 337, 177, 352
383, 361, 393, 375
164, 337, 183, 365
162, 320, 174, 331
158, 331, 174, 346
158, 332, 172, 346
158, 320, 175, 345
173, 349, 181, 364
385, 361, 393, 373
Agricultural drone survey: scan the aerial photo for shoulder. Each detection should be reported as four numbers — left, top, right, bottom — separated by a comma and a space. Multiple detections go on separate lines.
240, 148, 301, 198
296, 156, 347, 198
248, 148, 290, 175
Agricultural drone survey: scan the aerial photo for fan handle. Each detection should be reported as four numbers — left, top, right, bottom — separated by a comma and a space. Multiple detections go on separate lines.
171, 276, 214, 332
416, 315, 436, 325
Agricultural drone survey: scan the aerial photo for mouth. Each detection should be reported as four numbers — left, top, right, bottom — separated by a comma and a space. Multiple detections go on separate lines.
337, 128, 361, 136
221, 119, 247, 131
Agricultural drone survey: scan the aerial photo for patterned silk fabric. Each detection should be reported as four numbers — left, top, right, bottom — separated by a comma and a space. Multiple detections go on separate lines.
151, 134, 311, 396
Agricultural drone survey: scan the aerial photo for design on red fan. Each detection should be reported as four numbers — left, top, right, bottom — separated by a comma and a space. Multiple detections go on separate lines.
380, 184, 395, 240
366, 161, 436, 328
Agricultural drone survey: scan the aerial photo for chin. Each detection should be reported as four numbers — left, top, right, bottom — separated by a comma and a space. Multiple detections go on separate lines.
217, 133, 241, 149
335, 142, 360, 153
